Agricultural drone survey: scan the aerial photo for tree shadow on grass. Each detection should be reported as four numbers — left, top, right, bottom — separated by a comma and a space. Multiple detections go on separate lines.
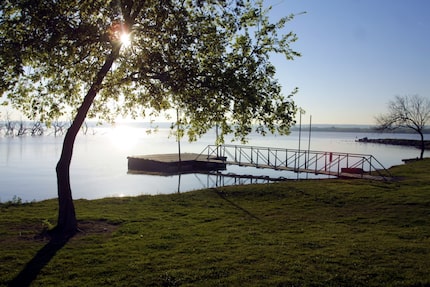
213, 189, 262, 221
8, 236, 70, 287
7, 221, 116, 287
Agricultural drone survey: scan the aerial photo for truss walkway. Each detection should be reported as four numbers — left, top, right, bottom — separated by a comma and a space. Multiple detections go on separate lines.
198, 144, 393, 181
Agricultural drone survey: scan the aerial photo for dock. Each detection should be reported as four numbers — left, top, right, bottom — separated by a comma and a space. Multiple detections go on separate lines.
127, 153, 226, 175
128, 144, 393, 181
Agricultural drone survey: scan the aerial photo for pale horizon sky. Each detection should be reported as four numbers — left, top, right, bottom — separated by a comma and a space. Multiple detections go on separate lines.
268, 0, 430, 125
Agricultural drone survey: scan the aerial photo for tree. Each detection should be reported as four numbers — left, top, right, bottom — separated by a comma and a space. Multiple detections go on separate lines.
1, 0, 300, 239
376, 95, 430, 160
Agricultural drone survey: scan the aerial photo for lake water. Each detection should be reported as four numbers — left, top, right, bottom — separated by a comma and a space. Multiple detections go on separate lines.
0, 122, 427, 202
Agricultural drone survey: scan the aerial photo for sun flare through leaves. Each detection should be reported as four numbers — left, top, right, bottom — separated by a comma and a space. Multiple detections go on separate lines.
108, 21, 131, 47
120, 32, 131, 48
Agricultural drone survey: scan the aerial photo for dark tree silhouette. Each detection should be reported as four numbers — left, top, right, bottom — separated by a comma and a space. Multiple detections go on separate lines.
376, 95, 430, 159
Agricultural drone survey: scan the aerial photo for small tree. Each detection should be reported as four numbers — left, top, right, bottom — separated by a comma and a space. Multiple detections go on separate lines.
376, 95, 430, 159
1, 0, 300, 239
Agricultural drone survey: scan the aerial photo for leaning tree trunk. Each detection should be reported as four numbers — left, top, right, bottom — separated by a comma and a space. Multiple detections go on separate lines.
52, 46, 121, 240
419, 131, 425, 160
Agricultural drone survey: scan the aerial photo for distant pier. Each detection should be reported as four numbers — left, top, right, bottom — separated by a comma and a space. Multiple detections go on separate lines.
357, 137, 430, 150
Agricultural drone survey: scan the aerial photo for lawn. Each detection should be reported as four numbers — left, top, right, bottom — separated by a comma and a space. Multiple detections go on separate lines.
1, 159, 429, 286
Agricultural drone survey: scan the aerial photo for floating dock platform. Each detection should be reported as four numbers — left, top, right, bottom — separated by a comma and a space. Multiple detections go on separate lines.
127, 153, 227, 175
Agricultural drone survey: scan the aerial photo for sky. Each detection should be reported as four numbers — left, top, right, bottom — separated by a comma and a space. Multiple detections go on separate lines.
1, 1, 429, 126
267, 0, 430, 125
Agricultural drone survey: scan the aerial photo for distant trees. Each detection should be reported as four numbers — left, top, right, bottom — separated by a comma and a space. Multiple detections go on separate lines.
376, 95, 430, 159
0, 113, 46, 136
0, 111, 69, 136
1, 0, 301, 239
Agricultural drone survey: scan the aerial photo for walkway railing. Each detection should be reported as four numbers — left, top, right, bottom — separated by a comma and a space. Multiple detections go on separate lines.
198, 144, 392, 181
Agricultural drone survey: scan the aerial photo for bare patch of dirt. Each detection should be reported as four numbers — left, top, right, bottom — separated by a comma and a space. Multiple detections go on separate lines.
6, 220, 120, 243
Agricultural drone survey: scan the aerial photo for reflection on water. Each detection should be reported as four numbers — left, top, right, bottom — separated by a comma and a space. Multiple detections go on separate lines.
0, 123, 427, 202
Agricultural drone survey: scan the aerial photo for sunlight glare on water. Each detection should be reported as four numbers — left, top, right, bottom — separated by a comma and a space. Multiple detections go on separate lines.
108, 126, 139, 151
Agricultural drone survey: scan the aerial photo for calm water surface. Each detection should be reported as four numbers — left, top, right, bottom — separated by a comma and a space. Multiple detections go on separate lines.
0, 123, 427, 202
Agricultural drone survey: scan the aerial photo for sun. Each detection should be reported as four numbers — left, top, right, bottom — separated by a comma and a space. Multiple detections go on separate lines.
108, 21, 131, 47
120, 32, 131, 48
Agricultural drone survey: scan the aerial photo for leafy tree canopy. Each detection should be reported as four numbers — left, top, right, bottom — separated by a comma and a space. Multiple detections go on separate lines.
1, 0, 300, 143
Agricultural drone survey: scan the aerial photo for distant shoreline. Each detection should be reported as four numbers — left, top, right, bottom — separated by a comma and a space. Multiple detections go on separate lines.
1, 120, 429, 135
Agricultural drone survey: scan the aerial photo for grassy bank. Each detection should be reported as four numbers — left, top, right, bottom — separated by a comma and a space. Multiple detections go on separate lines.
1, 160, 430, 286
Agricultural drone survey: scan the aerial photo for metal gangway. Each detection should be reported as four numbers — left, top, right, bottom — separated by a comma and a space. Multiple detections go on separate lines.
199, 144, 393, 181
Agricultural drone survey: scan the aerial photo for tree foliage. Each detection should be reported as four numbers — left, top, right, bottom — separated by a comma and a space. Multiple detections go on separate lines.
1, 0, 299, 142
1, 0, 301, 238
376, 94, 430, 159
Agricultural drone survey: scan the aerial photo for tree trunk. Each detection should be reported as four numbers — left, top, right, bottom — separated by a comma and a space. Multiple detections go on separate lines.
51, 45, 121, 240
419, 131, 424, 160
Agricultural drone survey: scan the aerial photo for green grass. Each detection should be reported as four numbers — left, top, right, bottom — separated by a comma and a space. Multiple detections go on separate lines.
1, 160, 430, 286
